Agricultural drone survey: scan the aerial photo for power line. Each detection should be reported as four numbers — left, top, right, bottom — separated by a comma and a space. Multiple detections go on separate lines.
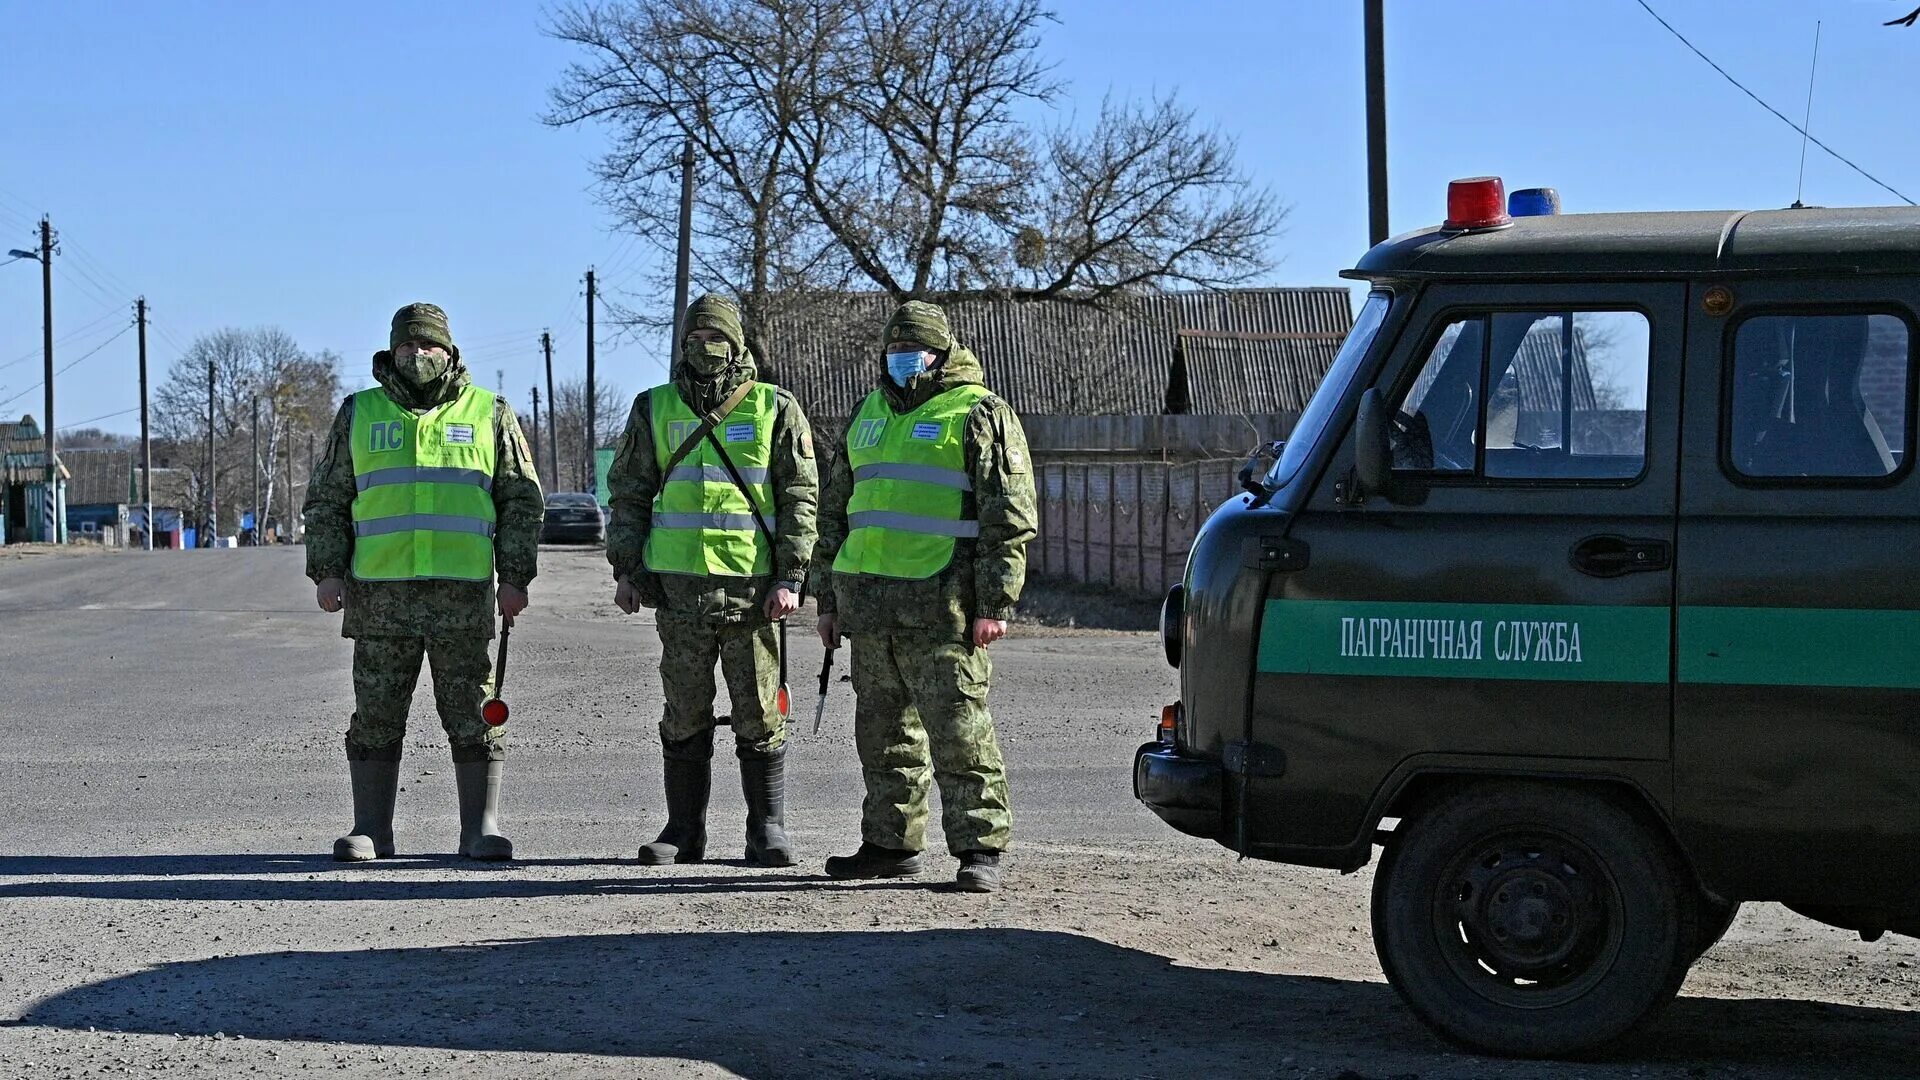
63, 404, 141, 429
0, 307, 127, 373
0, 324, 135, 410
1633, 0, 1916, 206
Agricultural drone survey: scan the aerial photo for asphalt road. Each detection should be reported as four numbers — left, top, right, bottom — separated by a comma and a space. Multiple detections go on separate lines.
0, 546, 1914, 1080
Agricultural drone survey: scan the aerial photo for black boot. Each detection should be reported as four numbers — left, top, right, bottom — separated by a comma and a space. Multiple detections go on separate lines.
334, 752, 401, 862
824, 842, 925, 879
638, 731, 712, 865
453, 758, 513, 861
955, 850, 1003, 893
739, 741, 796, 867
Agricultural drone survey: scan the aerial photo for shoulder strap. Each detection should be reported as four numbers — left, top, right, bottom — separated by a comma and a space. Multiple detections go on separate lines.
661, 380, 757, 477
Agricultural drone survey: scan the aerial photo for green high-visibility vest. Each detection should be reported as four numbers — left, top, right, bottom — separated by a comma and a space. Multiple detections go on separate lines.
834, 383, 991, 580
644, 382, 778, 577
348, 385, 498, 582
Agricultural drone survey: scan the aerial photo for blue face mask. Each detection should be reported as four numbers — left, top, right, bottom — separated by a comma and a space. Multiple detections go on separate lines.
886, 350, 927, 387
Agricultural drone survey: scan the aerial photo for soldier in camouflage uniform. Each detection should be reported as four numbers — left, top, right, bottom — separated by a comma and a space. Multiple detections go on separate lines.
607, 293, 818, 866
815, 300, 1037, 893
305, 302, 545, 862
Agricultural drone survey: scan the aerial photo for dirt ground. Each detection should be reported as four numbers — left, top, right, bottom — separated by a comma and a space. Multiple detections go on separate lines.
0, 546, 1914, 1079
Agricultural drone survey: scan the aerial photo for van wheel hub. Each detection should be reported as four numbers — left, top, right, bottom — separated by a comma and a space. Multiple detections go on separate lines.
1440, 835, 1620, 998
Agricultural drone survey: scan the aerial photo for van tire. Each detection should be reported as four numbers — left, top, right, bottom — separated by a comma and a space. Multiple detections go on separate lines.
1371, 781, 1697, 1058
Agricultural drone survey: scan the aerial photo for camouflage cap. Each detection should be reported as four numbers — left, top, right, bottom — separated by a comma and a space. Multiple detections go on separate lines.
390, 302, 456, 355
684, 293, 746, 354
883, 300, 953, 353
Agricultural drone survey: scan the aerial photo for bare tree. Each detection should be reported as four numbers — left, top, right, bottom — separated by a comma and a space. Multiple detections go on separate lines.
545, 0, 856, 366
545, 375, 629, 494
154, 328, 340, 538
546, 0, 1285, 330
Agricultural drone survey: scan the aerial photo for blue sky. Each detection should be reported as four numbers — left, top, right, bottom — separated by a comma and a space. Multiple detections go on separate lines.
3, 0, 1917, 436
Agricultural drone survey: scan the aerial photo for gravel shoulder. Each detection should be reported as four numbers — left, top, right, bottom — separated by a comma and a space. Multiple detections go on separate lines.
0, 547, 1913, 1079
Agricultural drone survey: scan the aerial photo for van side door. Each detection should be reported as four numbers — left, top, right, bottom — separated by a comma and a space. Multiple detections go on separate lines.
1675, 280, 1920, 905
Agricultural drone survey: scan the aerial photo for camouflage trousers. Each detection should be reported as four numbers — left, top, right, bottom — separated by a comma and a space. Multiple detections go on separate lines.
656, 611, 787, 753
849, 630, 1011, 855
346, 635, 503, 763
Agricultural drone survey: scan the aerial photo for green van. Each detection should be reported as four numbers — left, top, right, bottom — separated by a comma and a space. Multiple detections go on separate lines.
1136, 178, 1920, 1056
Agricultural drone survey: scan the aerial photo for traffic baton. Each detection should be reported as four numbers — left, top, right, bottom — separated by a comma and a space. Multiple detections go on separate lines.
482, 616, 512, 726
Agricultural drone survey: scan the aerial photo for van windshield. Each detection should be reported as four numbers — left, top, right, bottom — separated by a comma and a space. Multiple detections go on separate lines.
1266, 289, 1392, 488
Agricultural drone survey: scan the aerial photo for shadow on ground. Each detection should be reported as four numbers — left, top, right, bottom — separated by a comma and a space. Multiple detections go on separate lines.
14, 929, 1920, 1078
0, 855, 932, 901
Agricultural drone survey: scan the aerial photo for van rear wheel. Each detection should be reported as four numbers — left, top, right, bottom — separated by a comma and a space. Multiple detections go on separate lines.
1372, 782, 1697, 1057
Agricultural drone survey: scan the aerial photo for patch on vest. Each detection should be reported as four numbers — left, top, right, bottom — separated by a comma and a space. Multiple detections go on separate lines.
725, 422, 756, 443
910, 422, 942, 441
445, 424, 476, 445
850, 418, 886, 450
368, 421, 404, 452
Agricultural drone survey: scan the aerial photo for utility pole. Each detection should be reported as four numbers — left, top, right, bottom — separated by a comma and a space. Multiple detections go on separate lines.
585, 268, 597, 496
251, 393, 260, 545
541, 330, 558, 488
206, 359, 217, 544
529, 384, 542, 481
136, 297, 151, 551
1364, 0, 1389, 247
671, 136, 695, 348
38, 216, 57, 542
285, 430, 294, 543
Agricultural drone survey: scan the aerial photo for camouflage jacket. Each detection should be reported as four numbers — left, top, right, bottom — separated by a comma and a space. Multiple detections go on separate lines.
815, 343, 1038, 639
303, 355, 545, 640
606, 351, 819, 624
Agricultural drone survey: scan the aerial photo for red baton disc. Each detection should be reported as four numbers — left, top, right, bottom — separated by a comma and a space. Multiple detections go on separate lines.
482, 698, 510, 727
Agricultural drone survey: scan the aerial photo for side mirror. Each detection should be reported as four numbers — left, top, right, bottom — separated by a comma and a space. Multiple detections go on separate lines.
1353, 388, 1395, 499
1352, 388, 1427, 506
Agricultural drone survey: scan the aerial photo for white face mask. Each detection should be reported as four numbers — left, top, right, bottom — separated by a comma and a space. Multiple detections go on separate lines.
887, 350, 928, 387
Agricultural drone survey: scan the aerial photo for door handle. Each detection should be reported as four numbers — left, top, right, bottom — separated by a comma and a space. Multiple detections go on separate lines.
1570, 535, 1670, 578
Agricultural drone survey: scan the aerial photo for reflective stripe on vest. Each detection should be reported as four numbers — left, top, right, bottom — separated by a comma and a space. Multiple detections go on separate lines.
643, 382, 778, 577
834, 384, 991, 580
347, 385, 498, 582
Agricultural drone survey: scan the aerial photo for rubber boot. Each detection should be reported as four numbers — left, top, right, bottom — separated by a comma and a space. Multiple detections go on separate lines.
333, 756, 401, 862
638, 731, 712, 865
453, 759, 513, 861
824, 842, 925, 879
739, 742, 796, 867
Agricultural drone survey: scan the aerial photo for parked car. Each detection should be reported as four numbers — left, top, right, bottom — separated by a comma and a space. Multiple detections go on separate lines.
541, 492, 606, 545
1136, 177, 1920, 1057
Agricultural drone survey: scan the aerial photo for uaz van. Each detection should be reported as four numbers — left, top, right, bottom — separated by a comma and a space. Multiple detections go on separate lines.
1136, 177, 1920, 1056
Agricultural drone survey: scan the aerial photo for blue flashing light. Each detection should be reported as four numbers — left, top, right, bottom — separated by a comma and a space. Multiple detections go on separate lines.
1508, 187, 1561, 217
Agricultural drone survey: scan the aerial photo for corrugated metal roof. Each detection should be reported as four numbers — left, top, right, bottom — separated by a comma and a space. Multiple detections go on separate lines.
62, 448, 136, 506
1178, 335, 1345, 414
0, 415, 66, 484
765, 288, 1353, 425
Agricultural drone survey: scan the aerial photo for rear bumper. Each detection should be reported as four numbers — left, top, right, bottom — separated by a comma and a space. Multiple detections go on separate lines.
541, 524, 605, 543
1133, 740, 1224, 839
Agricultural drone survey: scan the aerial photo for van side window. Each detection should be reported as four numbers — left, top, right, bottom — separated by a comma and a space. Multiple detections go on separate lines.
1391, 310, 1652, 481
1727, 313, 1910, 481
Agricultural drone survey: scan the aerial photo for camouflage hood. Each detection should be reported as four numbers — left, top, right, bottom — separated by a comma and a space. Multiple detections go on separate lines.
372, 347, 473, 411
673, 342, 760, 414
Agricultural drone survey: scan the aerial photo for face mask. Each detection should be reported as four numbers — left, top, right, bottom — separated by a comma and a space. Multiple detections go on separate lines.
887, 350, 928, 387
393, 348, 451, 386
684, 340, 733, 377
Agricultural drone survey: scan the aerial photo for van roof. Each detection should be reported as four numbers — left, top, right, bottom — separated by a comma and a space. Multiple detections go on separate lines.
1344, 205, 1920, 282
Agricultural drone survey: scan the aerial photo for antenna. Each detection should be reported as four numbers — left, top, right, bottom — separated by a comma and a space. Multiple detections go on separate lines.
1793, 21, 1822, 209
